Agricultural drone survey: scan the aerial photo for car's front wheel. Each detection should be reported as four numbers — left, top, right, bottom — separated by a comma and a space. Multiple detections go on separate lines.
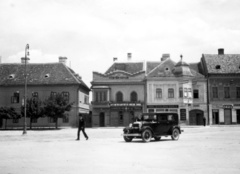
142, 129, 152, 142
171, 128, 180, 140
124, 136, 133, 142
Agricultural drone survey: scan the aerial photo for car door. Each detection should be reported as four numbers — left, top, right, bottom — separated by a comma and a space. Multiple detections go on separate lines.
156, 114, 169, 135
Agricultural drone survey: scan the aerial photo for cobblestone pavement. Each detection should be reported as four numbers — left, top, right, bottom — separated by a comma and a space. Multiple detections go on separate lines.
0, 126, 240, 174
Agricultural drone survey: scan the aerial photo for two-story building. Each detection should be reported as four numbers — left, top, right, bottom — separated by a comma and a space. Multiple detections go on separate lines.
146, 54, 207, 125
201, 48, 240, 125
0, 57, 90, 128
91, 54, 145, 127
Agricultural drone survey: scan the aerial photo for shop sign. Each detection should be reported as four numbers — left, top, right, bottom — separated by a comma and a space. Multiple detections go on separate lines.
110, 103, 142, 107
147, 105, 179, 108
222, 105, 233, 109
233, 104, 240, 107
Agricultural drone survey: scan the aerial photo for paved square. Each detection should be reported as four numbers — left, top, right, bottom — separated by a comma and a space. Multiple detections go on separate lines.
0, 126, 240, 174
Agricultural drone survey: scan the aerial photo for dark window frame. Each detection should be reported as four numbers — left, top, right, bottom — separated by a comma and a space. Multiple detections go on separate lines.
116, 91, 123, 102
168, 88, 174, 98
156, 88, 162, 99
224, 87, 230, 98
212, 87, 218, 98
193, 89, 199, 99
130, 91, 138, 102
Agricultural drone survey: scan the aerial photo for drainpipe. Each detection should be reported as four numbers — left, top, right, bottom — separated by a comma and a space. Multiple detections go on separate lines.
206, 74, 210, 125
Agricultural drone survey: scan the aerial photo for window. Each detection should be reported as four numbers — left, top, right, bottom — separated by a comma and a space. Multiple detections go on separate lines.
95, 91, 107, 102
188, 88, 192, 98
156, 88, 162, 99
11, 92, 20, 103
180, 109, 186, 121
193, 89, 199, 99
116, 91, 123, 102
62, 92, 70, 101
237, 87, 240, 98
168, 88, 174, 98
32, 92, 38, 98
12, 119, 19, 123
224, 87, 230, 98
51, 92, 57, 98
48, 117, 56, 123
84, 95, 89, 104
212, 87, 218, 98
179, 88, 183, 98
63, 114, 69, 123
32, 118, 37, 123
148, 109, 154, 113
130, 92, 138, 102
184, 88, 188, 98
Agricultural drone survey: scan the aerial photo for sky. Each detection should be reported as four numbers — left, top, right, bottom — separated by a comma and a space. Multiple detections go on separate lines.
1, 0, 240, 88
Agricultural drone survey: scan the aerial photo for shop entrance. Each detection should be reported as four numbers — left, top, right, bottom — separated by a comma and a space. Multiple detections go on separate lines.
212, 109, 219, 124
99, 112, 105, 127
224, 109, 232, 125
237, 110, 240, 124
189, 110, 204, 125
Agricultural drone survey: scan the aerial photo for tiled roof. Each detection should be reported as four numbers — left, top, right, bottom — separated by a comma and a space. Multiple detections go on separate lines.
147, 58, 176, 77
202, 54, 240, 74
146, 62, 159, 74
0, 63, 90, 90
105, 62, 144, 74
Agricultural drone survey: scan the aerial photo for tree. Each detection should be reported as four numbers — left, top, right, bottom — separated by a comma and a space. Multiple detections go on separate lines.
0, 107, 20, 129
42, 93, 73, 129
21, 97, 43, 129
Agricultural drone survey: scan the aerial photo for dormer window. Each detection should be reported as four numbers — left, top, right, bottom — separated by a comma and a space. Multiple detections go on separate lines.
45, 74, 50, 78
9, 74, 15, 79
215, 65, 221, 69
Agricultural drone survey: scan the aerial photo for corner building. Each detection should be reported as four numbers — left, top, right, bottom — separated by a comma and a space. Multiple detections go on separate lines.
146, 54, 208, 126
201, 48, 240, 125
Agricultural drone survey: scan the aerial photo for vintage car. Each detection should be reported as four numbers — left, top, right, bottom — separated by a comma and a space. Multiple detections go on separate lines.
123, 113, 183, 142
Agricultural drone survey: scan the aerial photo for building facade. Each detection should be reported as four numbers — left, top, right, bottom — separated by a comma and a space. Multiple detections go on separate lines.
146, 54, 207, 126
0, 57, 90, 128
201, 48, 240, 125
91, 54, 145, 127
91, 53, 208, 127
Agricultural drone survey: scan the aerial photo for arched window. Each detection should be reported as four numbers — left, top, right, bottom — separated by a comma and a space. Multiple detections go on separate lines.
116, 91, 123, 102
168, 88, 174, 98
130, 91, 138, 102
156, 88, 162, 98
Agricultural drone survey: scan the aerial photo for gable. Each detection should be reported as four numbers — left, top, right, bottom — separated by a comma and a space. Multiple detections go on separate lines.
147, 59, 176, 77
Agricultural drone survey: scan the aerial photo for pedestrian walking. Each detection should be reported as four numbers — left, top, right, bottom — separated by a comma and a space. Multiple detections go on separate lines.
203, 116, 206, 126
76, 114, 89, 141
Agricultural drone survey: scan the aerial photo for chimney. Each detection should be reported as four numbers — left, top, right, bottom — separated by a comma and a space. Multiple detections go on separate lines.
113, 57, 118, 62
161, 54, 170, 61
59, 56, 67, 65
127, 53, 132, 61
218, 48, 224, 55
21, 57, 30, 64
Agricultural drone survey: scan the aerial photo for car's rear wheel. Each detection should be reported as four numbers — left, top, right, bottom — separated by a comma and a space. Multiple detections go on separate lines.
171, 128, 180, 140
142, 129, 152, 142
154, 137, 161, 141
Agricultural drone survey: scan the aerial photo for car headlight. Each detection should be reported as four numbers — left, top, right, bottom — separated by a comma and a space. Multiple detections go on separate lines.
129, 123, 132, 127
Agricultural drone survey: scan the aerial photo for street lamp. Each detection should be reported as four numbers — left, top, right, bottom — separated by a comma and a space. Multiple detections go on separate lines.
23, 44, 29, 135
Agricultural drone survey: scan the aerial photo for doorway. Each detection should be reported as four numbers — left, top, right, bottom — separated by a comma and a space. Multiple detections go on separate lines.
189, 110, 204, 125
99, 112, 105, 127
212, 110, 219, 124
236, 110, 240, 124
224, 109, 232, 125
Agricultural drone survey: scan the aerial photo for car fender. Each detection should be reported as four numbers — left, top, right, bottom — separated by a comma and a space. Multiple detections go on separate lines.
140, 126, 153, 134
170, 126, 181, 134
